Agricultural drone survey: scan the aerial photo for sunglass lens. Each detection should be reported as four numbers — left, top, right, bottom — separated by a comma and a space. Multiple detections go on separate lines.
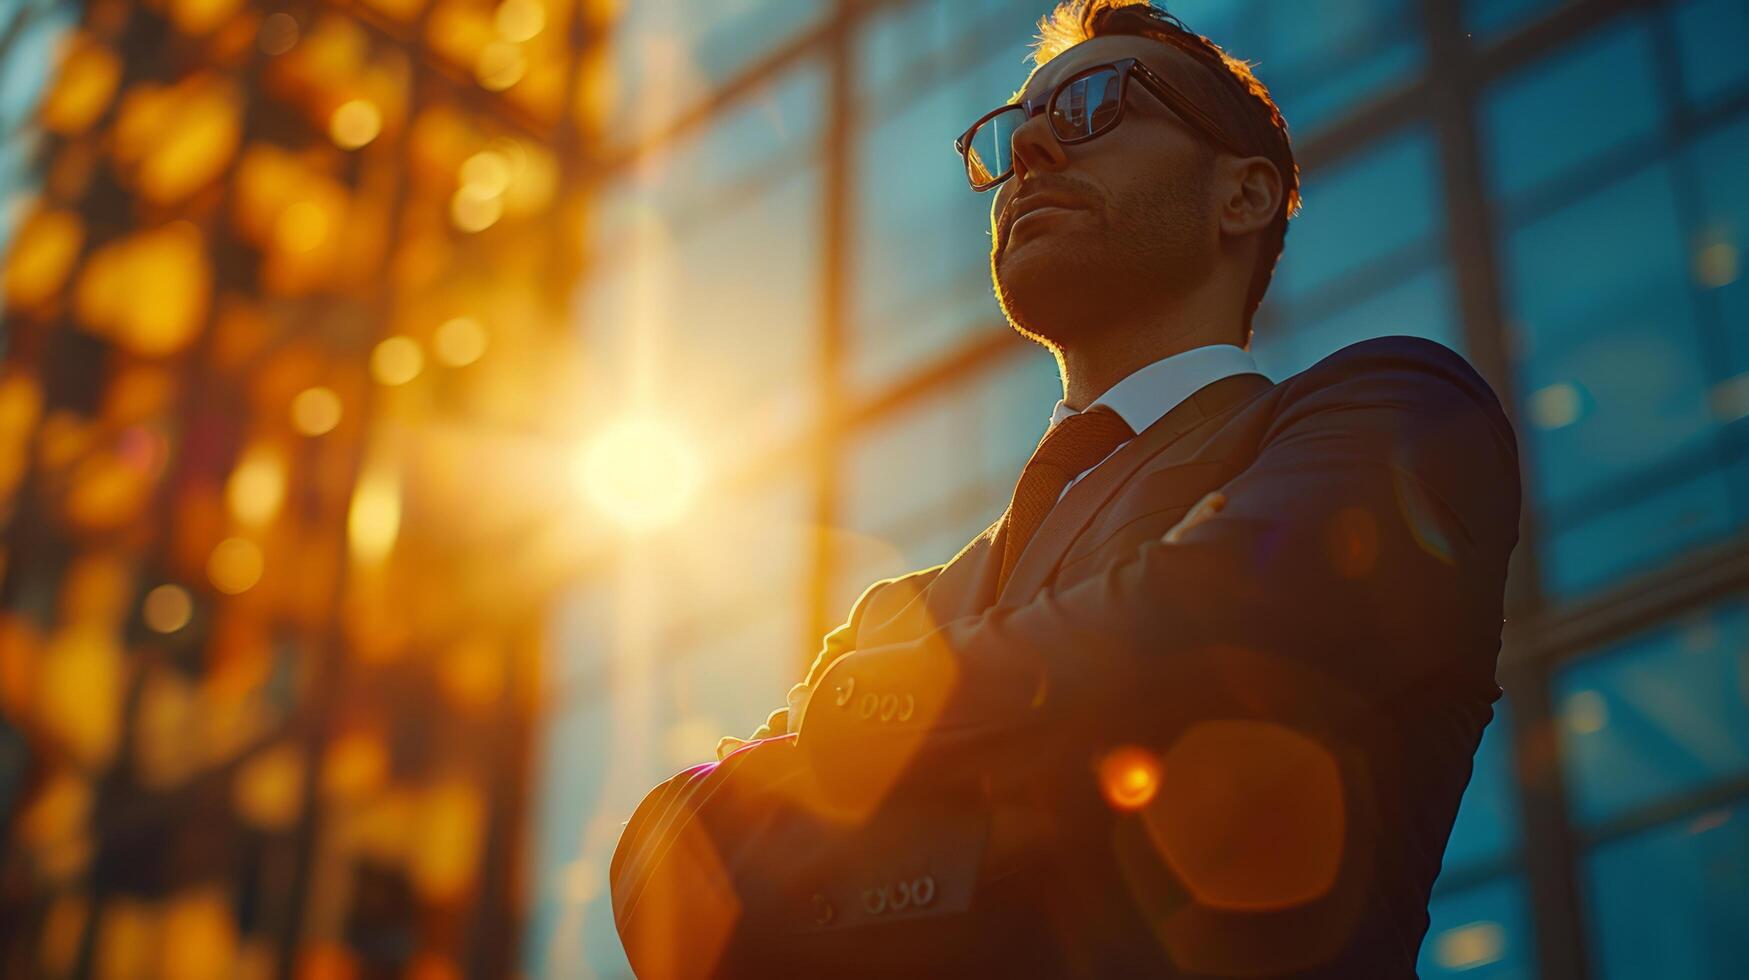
1050, 68, 1122, 141
965, 106, 1024, 188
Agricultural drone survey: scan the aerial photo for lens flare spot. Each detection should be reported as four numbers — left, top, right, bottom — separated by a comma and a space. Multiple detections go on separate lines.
575, 417, 703, 531
1326, 506, 1378, 578
1099, 745, 1162, 811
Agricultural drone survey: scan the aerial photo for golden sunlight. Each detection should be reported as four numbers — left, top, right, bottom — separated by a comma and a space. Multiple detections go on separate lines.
574, 416, 703, 531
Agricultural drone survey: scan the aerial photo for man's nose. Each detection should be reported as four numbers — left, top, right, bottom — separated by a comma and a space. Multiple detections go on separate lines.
1008, 110, 1067, 183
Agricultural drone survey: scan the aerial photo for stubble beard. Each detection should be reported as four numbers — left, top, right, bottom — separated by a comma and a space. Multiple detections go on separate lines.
990, 176, 1217, 353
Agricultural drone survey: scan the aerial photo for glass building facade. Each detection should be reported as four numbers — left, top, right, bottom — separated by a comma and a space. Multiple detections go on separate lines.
525, 1, 1749, 977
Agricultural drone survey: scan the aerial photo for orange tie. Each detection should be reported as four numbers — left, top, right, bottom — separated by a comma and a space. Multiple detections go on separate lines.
998, 406, 1135, 590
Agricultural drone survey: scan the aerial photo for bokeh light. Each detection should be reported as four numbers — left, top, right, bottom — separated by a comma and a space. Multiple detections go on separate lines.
371, 335, 424, 386
290, 386, 342, 436
328, 99, 383, 150
433, 316, 488, 366
207, 538, 264, 595
141, 584, 194, 634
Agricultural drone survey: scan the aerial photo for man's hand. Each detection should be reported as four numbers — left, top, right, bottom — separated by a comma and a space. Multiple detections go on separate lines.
1164, 490, 1226, 543
715, 682, 814, 760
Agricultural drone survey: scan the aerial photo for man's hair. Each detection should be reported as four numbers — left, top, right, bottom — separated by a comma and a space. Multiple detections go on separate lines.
1029, 0, 1301, 346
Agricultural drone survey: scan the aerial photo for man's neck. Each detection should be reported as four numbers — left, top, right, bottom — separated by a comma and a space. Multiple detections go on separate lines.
1058, 312, 1244, 410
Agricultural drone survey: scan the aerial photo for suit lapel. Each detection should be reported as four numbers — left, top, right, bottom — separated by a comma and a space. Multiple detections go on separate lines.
857, 518, 1005, 647
995, 372, 1274, 608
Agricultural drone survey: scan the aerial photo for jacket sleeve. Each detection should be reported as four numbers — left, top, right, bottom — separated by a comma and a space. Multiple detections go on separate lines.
795, 339, 1522, 792
716, 565, 945, 760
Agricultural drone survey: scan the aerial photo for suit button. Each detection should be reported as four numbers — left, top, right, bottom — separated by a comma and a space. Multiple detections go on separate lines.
811, 893, 834, 925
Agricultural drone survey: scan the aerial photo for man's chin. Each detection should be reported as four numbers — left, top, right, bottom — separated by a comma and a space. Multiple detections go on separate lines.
992, 243, 1112, 344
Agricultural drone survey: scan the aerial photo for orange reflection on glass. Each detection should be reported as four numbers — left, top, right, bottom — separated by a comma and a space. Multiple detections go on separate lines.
39, 626, 124, 767
234, 742, 306, 831
112, 75, 242, 204
347, 456, 401, 563
41, 33, 121, 136
495, 0, 545, 42
475, 40, 525, 90
227, 442, 287, 526
207, 537, 265, 595
1098, 744, 1162, 811
167, 0, 246, 37
323, 731, 388, 798
159, 885, 238, 979
409, 777, 485, 902
73, 221, 210, 356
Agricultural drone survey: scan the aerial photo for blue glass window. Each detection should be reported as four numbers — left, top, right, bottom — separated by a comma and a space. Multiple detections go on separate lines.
1672, 0, 1749, 107
1419, 875, 1538, 979
1464, 0, 1573, 40
607, 0, 828, 147
1442, 698, 1521, 873
834, 350, 1058, 611
1584, 804, 1749, 980
1253, 266, 1463, 381
1273, 127, 1444, 306
1501, 161, 1727, 597
1481, 17, 1663, 205
850, 21, 1033, 390
580, 162, 821, 445
1540, 467, 1734, 600
1689, 118, 1749, 386
1554, 602, 1749, 827
1168, 0, 1425, 135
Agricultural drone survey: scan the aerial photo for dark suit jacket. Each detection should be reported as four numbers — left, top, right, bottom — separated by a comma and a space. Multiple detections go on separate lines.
614, 335, 1521, 978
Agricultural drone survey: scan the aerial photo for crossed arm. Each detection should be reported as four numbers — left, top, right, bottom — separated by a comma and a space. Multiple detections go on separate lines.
791, 346, 1520, 794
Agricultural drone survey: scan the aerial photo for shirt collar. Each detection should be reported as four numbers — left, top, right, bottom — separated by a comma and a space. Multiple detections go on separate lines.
1049, 343, 1262, 432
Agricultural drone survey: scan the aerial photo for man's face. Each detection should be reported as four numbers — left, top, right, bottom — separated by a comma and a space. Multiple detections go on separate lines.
989, 34, 1223, 349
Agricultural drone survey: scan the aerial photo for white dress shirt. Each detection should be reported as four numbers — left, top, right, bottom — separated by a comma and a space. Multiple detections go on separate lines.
1048, 343, 1263, 503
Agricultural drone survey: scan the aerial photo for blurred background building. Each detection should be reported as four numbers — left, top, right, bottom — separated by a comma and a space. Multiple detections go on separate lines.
0, 0, 1746, 978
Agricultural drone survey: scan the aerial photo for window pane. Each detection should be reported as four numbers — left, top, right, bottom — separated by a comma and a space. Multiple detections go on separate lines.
581, 162, 820, 447
1501, 161, 1724, 598
1481, 18, 1663, 204
1672, 0, 1749, 107
1540, 465, 1734, 600
1554, 602, 1749, 826
1419, 875, 1537, 979
1441, 698, 1521, 872
1585, 803, 1749, 980
1253, 265, 1462, 381
606, 0, 828, 148
833, 350, 1058, 612
1690, 118, 1749, 385
850, 31, 1029, 389
1170, 0, 1425, 135
1274, 127, 1444, 305
1464, 0, 1578, 39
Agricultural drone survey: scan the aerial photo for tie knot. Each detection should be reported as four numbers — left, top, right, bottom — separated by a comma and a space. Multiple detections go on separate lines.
1029, 405, 1135, 475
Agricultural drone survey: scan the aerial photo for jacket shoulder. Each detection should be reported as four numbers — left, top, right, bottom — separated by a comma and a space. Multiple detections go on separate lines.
1284, 336, 1511, 432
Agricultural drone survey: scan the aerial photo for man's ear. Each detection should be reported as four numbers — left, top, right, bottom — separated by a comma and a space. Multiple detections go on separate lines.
1217, 156, 1283, 239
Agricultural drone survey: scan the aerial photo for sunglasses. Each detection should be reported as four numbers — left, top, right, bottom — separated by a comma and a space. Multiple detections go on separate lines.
953, 57, 1247, 192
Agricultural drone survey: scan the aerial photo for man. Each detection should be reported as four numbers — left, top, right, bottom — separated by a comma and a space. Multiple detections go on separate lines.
615, 2, 1521, 976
